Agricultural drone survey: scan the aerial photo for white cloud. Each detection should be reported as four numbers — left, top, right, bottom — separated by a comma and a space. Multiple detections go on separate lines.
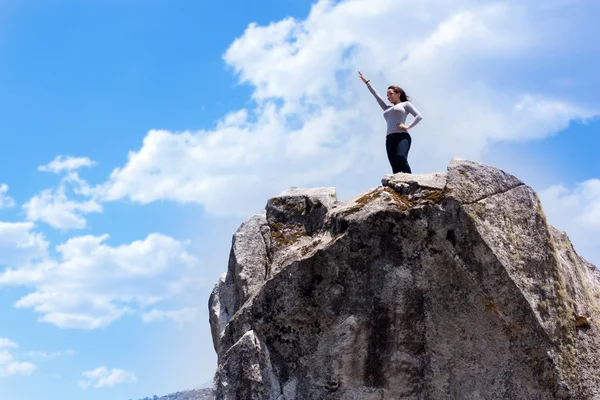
141, 307, 199, 325
89, 0, 596, 216
510, 96, 592, 141
63, 172, 94, 197
0, 340, 68, 377
25, 349, 75, 361
38, 155, 96, 174
23, 184, 102, 230
29, 158, 102, 231
0, 184, 15, 208
0, 232, 201, 329
539, 180, 600, 266
94, 109, 294, 215
82, 366, 109, 380
0, 221, 48, 268
79, 366, 137, 389
0, 338, 17, 348
0, 340, 37, 378
5, 361, 36, 376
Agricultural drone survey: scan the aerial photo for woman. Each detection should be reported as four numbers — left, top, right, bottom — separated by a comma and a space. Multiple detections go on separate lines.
358, 71, 423, 174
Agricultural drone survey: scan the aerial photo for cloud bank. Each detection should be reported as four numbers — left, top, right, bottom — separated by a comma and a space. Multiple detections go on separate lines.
0, 231, 201, 329
88, 0, 596, 217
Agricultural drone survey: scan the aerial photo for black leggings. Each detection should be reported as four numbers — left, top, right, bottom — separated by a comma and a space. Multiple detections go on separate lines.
386, 132, 412, 174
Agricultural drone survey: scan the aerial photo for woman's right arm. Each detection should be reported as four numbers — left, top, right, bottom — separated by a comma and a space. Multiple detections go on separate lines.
366, 83, 389, 110
358, 71, 388, 110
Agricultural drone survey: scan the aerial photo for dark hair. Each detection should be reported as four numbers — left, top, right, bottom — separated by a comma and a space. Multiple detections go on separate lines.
388, 85, 410, 102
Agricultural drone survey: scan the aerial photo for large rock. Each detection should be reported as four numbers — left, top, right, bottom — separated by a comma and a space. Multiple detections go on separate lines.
209, 158, 600, 399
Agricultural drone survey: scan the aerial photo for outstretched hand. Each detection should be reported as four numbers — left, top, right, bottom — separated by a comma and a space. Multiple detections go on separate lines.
358, 71, 368, 83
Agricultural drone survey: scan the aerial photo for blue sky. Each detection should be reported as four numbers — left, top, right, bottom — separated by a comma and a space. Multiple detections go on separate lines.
0, 0, 599, 399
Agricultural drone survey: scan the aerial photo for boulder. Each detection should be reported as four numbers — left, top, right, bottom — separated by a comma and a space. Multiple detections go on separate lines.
209, 158, 600, 399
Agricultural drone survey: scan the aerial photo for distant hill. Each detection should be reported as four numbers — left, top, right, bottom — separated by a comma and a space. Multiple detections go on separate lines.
135, 388, 213, 400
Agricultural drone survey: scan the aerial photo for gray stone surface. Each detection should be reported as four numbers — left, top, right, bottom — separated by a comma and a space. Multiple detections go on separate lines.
382, 171, 448, 192
209, 213, 270, 353
209, 159, 600, 399
215, 330, 280, 400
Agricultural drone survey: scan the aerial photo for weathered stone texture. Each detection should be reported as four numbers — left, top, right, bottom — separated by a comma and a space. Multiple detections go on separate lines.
209, 158, 600, 399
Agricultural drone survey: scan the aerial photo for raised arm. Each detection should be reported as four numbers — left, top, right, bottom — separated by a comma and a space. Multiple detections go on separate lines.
358, 71, 389, 111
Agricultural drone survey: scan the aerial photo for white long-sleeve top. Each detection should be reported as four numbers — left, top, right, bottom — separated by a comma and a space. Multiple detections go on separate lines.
367, 84, 423, 135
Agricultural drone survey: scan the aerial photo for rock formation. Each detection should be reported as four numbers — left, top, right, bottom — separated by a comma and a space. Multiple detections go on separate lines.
209, 158, 600, 400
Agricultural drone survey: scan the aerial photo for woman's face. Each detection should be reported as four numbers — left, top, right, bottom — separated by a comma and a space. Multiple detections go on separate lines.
387, 89, 401, 104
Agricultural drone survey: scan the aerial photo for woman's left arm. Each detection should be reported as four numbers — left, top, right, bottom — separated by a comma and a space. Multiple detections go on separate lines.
405, 102, 423, 129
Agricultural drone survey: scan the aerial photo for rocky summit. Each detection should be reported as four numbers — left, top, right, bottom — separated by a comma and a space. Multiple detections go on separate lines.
208, 158, 600, 400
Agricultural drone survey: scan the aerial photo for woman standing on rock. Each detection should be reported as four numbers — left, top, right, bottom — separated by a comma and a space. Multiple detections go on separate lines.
358, 71, 423, 174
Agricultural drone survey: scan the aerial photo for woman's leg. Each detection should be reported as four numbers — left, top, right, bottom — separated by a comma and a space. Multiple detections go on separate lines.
385, 134, 400, 173
395, 135, 412, 173
386, 133, 412, 173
